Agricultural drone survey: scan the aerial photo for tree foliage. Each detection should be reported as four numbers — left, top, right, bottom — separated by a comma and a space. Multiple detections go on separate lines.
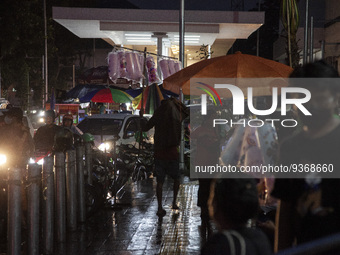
0, 0, 44, 106
0, 0, 97, 108
280, 0, 300, 68
196, 44, 213, 60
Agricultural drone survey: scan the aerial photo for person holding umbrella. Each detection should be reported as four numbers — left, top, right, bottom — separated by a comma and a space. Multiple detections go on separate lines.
143, 97, 188, 217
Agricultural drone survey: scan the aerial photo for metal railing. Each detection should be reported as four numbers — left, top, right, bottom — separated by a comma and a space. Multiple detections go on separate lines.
3, 142, 91, 255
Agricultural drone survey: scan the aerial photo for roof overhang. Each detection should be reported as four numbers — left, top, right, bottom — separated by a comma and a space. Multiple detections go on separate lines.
53, 7, 264, 46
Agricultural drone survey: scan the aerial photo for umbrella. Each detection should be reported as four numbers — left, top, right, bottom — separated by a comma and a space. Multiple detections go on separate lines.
79, 88, 133, 103
66, 84, 108, 99
132, 84, 165, 114
163, 52, 293, 96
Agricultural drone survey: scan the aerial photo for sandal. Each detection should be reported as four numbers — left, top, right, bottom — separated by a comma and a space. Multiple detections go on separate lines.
156, 209, 166, 217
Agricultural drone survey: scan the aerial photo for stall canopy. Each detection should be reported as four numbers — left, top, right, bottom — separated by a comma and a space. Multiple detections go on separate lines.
79, 88, 133, 103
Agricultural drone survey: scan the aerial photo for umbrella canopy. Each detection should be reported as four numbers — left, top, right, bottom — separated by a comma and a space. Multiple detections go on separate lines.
79, 88, 133, 103
132, 84, 165, 114
66, 84, 108, 99
163, 52, 293, 96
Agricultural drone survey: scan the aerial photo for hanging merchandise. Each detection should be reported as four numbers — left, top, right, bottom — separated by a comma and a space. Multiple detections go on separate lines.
109, 45, 178, 86
125, 51, 135, 80
159, 58, 171, 80
174, 61, 182, 72
131, 52, 143, 82
108, 52, 119, 82
168, 59, 176, 76
118, 51, 128, 78
146, 56, 161, 84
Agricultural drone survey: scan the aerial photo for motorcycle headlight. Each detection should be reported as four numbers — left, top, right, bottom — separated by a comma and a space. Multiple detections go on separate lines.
99, 142, 112, 152
29, 157, 44, 166
0, 154, 7, 166
37, 158, 44, 165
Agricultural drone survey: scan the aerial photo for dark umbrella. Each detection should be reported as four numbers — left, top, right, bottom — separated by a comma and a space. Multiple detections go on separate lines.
66, 84, 108, 99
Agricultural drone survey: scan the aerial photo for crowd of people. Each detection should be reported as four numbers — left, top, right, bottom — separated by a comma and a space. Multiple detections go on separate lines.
191, 60, 340, 254
1, 60, 339, 254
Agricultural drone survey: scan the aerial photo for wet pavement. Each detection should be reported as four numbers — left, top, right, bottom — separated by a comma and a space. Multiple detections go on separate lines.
53, 176, 207, 255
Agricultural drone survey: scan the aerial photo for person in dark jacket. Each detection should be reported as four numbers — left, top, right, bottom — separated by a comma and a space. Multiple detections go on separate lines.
34, 110, 61, 153
143, 97, 188, 217
201, 177, 271, 255
272, 61, 340, 253
0, 107, 34, 167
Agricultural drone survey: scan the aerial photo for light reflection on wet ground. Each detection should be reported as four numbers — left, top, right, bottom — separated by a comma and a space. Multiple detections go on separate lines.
54, 177, 206, 255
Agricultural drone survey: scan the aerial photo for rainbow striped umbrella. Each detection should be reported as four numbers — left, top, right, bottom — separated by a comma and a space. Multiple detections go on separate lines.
132, 84, 166, 114
79, 88, 133, 103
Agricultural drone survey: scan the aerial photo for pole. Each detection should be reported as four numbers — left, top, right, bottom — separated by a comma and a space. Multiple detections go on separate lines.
179, 0, 185, 171
303, 0, 309, 64
85, 142, 93, 185
7, 167, 22, 255
27, 164, 41, 255
44, 0, 48, 108
140, 47, 147, 117
321, 40, 325, 59
55, 152, 66, 243
76, 145, 86, 223
27, 71, 30, 112
93, 39, 96, 68
42, 55, 45, 109
152, 33, 168, 79
179, 0, 185, 67
42, 156, 54, 254
310, 16, 314, 62
256, 0, 262, 57
287, 0, 292, 67
66, 150, 77, 231
73, 64, 75, 88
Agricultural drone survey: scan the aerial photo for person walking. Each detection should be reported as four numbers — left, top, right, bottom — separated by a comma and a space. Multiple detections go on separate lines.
191, 111, 220, 240
143, 97, 188, 217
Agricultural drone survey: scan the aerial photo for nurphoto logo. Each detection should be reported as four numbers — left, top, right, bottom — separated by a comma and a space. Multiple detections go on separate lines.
193, 78, 312, 128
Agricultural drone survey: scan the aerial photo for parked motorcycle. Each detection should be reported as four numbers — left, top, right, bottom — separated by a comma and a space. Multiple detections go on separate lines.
117, 143, 154, 182
84, 138, 154, 216
85, 139, 132, 216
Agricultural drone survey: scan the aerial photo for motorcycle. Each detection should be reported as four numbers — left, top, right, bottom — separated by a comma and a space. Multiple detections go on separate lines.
85, 140, 132, 216
117, 143, 154, 182
85, 138, 154, 216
